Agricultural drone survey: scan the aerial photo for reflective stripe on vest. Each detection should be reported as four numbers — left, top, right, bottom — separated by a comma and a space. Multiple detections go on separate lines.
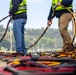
52, 0, 72, 11
10, 0, 27, 14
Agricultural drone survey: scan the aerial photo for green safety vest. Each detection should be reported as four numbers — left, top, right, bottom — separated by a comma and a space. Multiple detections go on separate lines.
52, 0, 72, 11
10, 0, 27, 14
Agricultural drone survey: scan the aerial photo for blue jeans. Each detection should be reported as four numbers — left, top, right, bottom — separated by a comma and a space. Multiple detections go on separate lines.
13, 19, 27, 54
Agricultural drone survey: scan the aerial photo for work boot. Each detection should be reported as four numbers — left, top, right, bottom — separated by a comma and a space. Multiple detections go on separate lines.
62, 43, 74, 52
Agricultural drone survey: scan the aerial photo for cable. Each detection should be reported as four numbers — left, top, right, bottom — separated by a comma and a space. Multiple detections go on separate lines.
0, 15, 10, 22
0, 17, 12, 42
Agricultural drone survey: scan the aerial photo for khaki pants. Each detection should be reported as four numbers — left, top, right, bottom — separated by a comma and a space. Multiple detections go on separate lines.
58, 13, 72, 48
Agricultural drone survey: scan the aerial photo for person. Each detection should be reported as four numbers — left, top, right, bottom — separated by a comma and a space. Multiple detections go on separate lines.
47, 0, 74, 52
9, 0, 27, 54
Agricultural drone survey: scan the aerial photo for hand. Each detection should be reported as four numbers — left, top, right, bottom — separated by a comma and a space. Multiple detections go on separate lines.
56, 2, 61, 6
9, 13, 12, 16
9, 14, 12, 22
47, 19, 52, 27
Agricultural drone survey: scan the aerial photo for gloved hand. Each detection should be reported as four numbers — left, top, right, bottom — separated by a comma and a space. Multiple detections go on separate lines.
47, 19, 52, 27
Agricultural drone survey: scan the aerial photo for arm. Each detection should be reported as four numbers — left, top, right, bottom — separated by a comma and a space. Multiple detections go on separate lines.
48, 7, 55, 20
47, 7, 55, 27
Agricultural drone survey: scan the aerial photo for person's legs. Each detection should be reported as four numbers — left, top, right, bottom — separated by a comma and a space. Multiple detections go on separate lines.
13, 19, 27, 54
22, 19, 27, 54
58, 13, 74, 51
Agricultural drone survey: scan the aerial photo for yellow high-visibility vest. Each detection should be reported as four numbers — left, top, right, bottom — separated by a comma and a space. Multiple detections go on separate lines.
52, 0, 72, 11
10, 0, 27, 14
